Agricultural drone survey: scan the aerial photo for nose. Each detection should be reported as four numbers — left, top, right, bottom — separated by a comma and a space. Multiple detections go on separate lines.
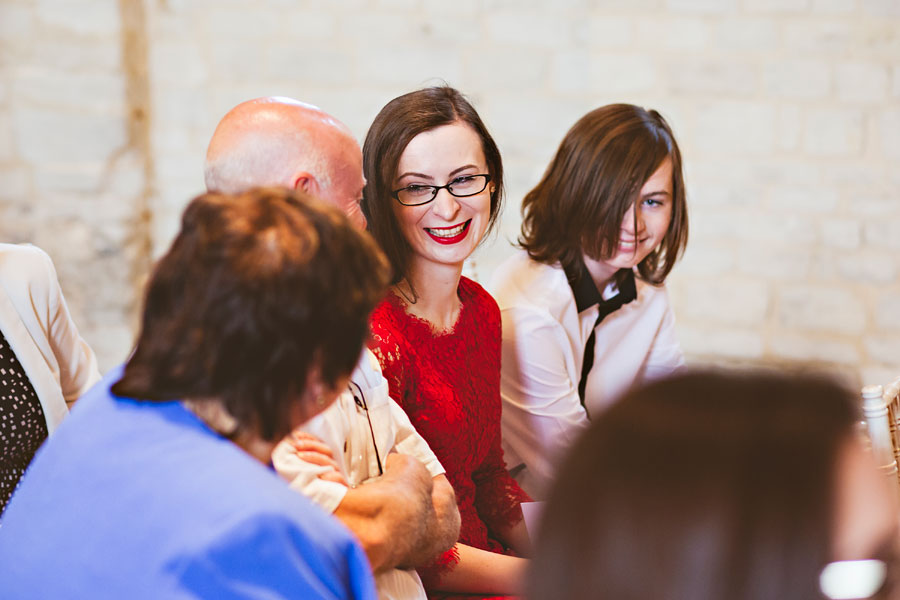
621, 202, 645, 237
431, 188, 461, 222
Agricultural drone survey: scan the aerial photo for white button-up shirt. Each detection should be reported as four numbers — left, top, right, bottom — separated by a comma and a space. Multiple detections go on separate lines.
490, 250, 684, 499
273, 348, 443, 600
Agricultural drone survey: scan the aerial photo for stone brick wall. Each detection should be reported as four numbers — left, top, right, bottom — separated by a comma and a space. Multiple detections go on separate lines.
2, 0, 898, 386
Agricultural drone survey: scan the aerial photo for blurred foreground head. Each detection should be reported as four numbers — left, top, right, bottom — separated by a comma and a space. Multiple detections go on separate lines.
530, 370, 899, 600
113, 187, 389, 443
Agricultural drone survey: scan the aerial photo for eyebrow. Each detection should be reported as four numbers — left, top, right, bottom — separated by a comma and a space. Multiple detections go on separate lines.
642, 190, 672, 198
395, 164, 480, 184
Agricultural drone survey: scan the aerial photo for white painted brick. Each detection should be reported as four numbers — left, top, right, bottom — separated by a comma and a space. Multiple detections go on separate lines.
677, 278, 769, 325
31, 39, 122, 72
831, 249, 896, 284
34, 0, 120, 36
737, 245, 812, 280
770, 333, 860, 364
149, 41, 209, 86
675, 242, 735, 276
893, 66, 900, 97
776, 105, 802, 151
208, 39, 269, 80
693, 101, 776, 155
803, 108, 865, 157
552, 52, 657, 94
424, 0, 479, 13
201, 8, 279, 38
875, 289, 900, 329
860, 365, 900, 390
12, 108, 127, 163
878, 109, 900, 160
777, 285, 866, 335
714, 18, 778, 52
579, 16, 635, 48
0, 165, 30, 200
865, 335, 900, 364
848, 193, 900, 217
690, 182, 762, 209
356, 46, 462, 87
463, 49, 549, 91
634, 17, 711, 51
820, 218, 861, 249
744, 0, 811, 13
835, 62, 889, 103
862, 0, 900, 16
812, 0, 858, 13
764, 59, 831, 99
782, 21, 855, 56
863, 219, 900, 249
590, 0, 665, 9
0, 3, 35, 39
375, 0, 420, 9
666, 0, 737, 13
666, 59, 756, 95
273, 10, 337, 40
486, 11, 575, 48
267, 45, 356, 85
33, 164, 106, 195
767, 186, 839, 213
0, 111, 13, 161
677, 324, 765, 359
12, 67, 126, 113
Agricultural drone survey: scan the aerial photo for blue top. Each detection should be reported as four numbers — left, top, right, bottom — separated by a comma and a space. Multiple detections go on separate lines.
0, 368, 377, 600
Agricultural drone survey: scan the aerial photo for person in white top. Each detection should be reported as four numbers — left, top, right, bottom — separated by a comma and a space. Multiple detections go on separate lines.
205, 97, 460, 600
490, 104, 690, 499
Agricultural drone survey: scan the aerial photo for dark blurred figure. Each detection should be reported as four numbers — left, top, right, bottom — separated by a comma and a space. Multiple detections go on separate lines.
530, 370, 899, 600
0, 188, 389, 599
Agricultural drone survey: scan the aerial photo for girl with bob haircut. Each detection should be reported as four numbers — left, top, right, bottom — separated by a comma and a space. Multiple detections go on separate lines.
490, 103, 690, 498
362, 86, 531, 599
529, 370, 899, 600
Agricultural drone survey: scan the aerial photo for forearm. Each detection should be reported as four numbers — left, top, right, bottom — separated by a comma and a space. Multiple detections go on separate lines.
397, 475, 460, 569
333, 454, 434, 572
494, 516, 532, 557
428, 543, 527, 596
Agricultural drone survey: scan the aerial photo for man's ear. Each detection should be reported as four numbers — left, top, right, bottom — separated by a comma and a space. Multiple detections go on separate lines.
292, 172, 320, 196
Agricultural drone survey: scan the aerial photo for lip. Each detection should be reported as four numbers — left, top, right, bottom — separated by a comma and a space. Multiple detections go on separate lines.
425, 220, 471, 245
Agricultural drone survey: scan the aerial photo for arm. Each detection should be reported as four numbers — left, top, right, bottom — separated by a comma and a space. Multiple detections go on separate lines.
641, 287, 685, 380
38, 248, 101, 404
428, 543, 527, 596
499, 305, 590, 494
332, 453, 445, 573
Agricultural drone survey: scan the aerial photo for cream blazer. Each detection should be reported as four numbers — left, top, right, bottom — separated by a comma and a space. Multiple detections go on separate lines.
0, 244, 101, 434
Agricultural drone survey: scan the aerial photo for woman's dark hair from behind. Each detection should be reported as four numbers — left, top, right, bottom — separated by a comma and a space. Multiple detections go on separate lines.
112, 187, 390, 442
361, 85, 504, 283
529, 370, 859, 600
520, 103, 689, 285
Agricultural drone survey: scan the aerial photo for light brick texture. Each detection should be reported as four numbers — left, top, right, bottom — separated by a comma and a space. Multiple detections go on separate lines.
1, 0, 898, 390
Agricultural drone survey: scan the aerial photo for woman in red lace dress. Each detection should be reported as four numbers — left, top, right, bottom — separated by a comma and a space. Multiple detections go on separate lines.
361, 86, 531, 599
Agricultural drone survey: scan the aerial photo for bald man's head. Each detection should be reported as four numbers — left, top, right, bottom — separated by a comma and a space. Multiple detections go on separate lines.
204, 97, 367, 229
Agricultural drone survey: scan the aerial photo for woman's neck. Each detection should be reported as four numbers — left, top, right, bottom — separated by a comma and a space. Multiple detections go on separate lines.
396, 260, 464, 333
581, 253, 619, 294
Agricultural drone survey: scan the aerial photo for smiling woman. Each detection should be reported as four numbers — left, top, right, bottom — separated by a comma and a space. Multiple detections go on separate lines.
361, 86, 530, 599
489, 103, 691, 500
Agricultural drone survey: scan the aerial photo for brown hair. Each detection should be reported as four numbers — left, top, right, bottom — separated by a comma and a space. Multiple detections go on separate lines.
529, 370, 858, 600
361, 85, 504, 283
520, 103, 688, 284
112, 187, 390, 442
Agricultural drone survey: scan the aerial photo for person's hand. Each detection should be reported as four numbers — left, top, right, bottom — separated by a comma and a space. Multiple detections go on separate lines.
289, 431, 348, 487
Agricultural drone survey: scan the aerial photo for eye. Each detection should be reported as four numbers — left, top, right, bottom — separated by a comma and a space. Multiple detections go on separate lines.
643, 197, 665, 208
451, 175, 476, 185
404, 184, 433, 197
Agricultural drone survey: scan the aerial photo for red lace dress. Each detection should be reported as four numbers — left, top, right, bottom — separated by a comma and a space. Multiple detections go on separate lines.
369, 277, 531, 600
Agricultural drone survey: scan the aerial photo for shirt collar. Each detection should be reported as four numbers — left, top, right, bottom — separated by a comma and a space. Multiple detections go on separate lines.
564, 257, 637, 314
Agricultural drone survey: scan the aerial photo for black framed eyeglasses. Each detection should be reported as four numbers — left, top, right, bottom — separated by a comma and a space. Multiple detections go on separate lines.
391, 174, 492, 207
348, 381, 383, 477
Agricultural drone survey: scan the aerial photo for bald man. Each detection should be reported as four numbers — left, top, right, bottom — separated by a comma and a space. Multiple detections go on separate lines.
205, 98, 460, 600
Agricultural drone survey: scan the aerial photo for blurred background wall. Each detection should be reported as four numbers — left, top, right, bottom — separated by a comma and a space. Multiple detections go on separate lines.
1, 0, 898, 385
